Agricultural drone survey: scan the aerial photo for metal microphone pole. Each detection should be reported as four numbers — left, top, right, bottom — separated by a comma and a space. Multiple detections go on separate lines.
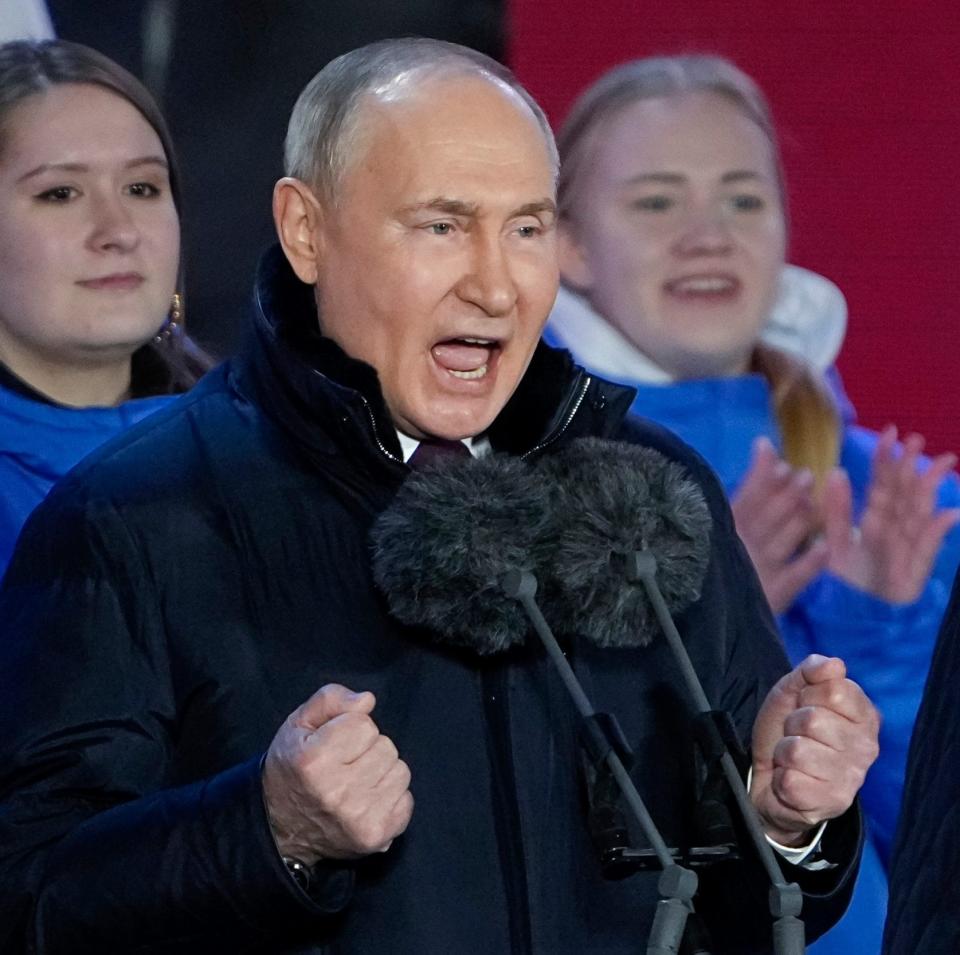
626, 550, 805, 955
501, 569, 700, 955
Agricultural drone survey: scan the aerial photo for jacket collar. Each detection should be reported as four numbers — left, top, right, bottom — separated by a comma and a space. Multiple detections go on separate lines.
234, 245, 637, 471
548, 263, 848, 384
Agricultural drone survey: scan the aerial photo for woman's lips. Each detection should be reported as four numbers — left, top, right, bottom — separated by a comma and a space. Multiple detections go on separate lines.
663, 274, 741, 301
76, 272, 145, 291
431, 338, 500, 380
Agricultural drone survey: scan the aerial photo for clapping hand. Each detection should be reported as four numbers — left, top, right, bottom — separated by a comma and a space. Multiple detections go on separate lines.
822, 426, 960, 604
731, 437, 829, 614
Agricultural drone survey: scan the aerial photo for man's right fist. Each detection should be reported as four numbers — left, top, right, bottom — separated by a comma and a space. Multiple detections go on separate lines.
262, 683, 414, 865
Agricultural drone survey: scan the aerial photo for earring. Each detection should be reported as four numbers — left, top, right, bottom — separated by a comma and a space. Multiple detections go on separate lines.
154, 292, 184, 345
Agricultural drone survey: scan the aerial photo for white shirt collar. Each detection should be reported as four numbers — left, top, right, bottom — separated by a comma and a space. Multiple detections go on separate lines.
395, 431, 491, 463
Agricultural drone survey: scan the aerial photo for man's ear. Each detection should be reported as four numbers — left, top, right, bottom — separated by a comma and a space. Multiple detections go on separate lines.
557, 219, 595, 292
273, 177, 325, 284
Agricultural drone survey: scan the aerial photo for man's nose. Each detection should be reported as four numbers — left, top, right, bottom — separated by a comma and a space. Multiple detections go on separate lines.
87, 194, 140, 254
456, 236, 518, 317
673, 209, 734, 257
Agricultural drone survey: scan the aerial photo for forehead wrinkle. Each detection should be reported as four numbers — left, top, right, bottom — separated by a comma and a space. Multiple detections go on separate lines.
402, 197, 556, 220
402, 198, 479, 217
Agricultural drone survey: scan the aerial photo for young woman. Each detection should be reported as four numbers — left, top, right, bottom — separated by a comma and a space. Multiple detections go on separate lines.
0, 39, 211, 578
547, 53, 960, 953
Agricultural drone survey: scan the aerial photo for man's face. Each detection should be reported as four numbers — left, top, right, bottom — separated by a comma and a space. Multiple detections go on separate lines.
306, 75, 559, 440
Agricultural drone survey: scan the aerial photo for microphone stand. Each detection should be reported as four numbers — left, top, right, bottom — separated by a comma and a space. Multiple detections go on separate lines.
626, 550, 805, 955
501, 569, 700, 955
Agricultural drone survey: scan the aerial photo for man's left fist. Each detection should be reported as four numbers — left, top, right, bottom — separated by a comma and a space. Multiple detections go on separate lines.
749, 654, 880, 846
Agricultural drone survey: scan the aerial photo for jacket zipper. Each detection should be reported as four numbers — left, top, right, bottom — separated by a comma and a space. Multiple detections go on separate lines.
482, 666, 535, 954
360, 372, 593, 467
354, 366, 593, 952
521, 373, 592, 460
357, 395, 403, 463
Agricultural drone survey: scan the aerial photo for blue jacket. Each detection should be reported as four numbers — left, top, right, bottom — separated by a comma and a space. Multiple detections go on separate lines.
612, 374, 960, 867
544, 324, 960, 953
0, 380, 174, 579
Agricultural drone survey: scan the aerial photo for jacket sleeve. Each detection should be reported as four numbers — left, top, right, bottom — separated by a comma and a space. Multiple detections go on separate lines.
884, 572, 960, 955
0, 490, 352, 954
779, 436, 960, 865
614, 415, 865, 949
672, 451, 863, 952
779, 438, 960, 866
783, 572, 946, 865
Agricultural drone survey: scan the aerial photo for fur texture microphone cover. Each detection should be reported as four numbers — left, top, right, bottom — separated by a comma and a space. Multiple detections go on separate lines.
536, 438, 712, 648
370, 454, 550, 655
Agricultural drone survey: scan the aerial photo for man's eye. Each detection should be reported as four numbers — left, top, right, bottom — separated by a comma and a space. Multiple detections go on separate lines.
429, 222, 453, 235
127, 182, 161, 198
35, 186, 77, 203
516, 224, 540, 238
631, 195, 673, 212
731, 194, 765, 211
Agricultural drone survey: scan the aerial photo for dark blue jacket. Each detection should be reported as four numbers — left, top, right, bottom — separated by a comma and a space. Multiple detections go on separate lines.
884, 573, 960, 953
0, 248, 860, 953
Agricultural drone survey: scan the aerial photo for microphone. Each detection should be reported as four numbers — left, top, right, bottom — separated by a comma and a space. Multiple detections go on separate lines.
370, 453, 551, 654
533, 436, 712, 648
536, 438, 805, 955
370, 451, 700, 954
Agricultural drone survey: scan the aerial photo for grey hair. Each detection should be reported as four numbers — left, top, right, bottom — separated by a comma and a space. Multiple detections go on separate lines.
283, 37, 558, 204
557, 54, 786, 221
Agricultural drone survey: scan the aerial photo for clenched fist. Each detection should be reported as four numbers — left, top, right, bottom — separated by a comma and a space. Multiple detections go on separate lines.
262, 683, 414, 865
750, 655, 879, 846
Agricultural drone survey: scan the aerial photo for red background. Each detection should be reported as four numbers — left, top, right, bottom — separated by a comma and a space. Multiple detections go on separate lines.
508, 1, 960, 453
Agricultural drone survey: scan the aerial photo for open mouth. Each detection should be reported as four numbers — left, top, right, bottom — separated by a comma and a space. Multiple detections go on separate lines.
431, 337, 501, 381
664, 274, 740, 299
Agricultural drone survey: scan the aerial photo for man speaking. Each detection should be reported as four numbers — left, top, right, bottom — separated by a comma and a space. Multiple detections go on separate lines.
0, 39, 876, 953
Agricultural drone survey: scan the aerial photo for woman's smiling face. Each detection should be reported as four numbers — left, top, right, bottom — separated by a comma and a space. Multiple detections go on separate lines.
560, 90, 786, 379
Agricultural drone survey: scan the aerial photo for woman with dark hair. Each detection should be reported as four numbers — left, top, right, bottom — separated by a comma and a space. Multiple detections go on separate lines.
0, 39, 212, 577
547, 53, 960, 953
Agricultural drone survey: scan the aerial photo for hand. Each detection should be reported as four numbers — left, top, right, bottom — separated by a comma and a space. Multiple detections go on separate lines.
750, 655, 879, 846
823, 426, 960, 603
262, 683, 414, 865
731, 437, 829, 614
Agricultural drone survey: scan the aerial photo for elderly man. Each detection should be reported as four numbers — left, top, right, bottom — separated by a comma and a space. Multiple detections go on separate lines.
0, 39, 875, 953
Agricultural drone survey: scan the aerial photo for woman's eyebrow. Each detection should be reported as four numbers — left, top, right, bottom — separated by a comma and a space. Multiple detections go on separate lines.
619, 172, 686, 186
17, 155, 168, 183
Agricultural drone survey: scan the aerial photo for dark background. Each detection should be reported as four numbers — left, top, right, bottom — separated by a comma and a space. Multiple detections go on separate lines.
49, 0, 505, 356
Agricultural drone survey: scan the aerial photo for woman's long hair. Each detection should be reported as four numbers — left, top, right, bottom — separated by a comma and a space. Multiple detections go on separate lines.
557, 54, 840, 492
0, 39, 213, 395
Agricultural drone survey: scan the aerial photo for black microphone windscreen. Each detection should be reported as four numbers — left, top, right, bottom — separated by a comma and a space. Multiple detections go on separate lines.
370, 453, 550, 655
535, 438, 712, 648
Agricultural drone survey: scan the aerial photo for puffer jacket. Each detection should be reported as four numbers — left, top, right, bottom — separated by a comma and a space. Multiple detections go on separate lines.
0, 247, 860, 953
